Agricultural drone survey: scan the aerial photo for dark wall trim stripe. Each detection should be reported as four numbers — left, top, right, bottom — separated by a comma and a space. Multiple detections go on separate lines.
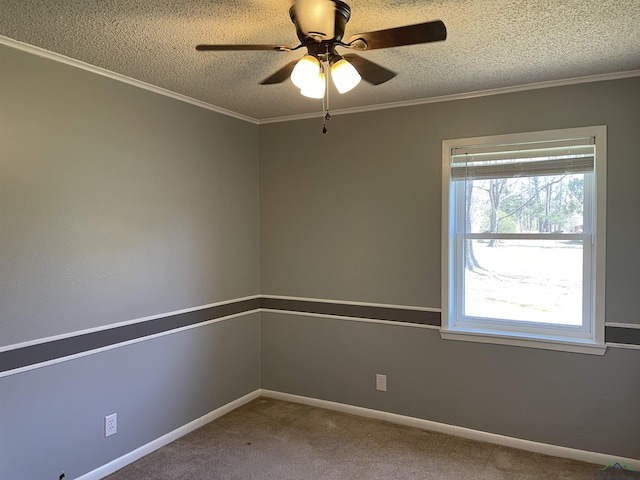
261, 298, 441, 327
0, 298, 260, 374
2, 298, 639, 375
605, 326, 640, 347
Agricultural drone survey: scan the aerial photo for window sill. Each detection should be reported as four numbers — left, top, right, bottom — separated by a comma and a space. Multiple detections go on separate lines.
440, 328, 606, 355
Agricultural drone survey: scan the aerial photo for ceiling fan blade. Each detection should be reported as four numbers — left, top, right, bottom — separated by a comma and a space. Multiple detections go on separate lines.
346, 20, 446, 51
343, 54, 396, 85
196, 44, 293, 52
260, 60, 299, 85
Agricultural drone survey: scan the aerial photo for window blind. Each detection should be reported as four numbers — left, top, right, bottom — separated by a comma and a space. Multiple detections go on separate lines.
451, 137, 595, 180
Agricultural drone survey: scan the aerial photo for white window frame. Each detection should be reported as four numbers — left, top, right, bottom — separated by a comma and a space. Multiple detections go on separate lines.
441, 126, 606, 355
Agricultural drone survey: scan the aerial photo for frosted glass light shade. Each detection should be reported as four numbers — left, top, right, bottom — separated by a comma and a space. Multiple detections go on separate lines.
330, 58, 361, 93
291, 55, 321, 90
300, 72, 326, 99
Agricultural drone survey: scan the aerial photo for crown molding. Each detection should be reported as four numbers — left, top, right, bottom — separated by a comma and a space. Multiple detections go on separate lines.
259, 69, 640, 124
3, 34, 639, 127
0, 35, 260, 124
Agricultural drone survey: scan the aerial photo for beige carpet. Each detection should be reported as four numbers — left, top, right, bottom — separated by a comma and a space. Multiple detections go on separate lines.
105, 397, 605, 479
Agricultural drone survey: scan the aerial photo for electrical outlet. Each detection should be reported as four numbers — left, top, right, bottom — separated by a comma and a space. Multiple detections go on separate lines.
105, 413, 117, 437
376, 374, 387, 392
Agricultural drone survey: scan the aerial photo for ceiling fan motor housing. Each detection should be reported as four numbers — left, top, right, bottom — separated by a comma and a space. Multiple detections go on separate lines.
290, 0, 351, 44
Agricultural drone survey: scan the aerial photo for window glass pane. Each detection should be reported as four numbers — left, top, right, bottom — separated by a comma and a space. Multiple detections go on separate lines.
463, 174, 585, 234
463, 239, 583, 325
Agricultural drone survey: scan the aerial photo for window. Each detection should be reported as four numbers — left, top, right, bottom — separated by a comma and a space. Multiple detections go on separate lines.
441, 126, 606, 354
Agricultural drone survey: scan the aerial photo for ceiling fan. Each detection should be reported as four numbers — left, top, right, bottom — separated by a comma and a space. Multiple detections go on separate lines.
196, 0, 447, 98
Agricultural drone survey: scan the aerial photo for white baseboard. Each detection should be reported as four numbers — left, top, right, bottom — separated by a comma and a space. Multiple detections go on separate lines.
75, 390, 261, 480
260, 389, 640, 472
77, 388, 640, 479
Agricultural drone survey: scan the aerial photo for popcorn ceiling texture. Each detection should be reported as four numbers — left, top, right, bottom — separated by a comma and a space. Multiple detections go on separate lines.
1, 0, 639, 120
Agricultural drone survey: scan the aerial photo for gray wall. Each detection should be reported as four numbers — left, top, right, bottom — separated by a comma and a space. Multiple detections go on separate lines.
260, 77, 640, 459
0, 44, 261, 479
0, 45, 260, 346
1, 314, 260, 479
2, 39, 640, 479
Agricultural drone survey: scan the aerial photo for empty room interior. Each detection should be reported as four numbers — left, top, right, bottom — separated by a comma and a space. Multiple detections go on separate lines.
1, 1, 639, 479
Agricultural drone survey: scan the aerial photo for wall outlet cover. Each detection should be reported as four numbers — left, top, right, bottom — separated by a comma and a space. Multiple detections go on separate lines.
105, 413, 117, 437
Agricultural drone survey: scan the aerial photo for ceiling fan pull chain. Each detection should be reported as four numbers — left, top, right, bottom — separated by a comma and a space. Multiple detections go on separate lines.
322, 108, 330, 133
322, 73, 327, 134
322, 61, 331, 134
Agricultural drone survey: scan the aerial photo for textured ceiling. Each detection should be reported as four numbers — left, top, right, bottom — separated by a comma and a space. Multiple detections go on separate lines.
1, 0, 639, 121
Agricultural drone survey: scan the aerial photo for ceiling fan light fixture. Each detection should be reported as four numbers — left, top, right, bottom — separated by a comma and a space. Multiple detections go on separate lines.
300, 71, 326, 99
290, 54, 321, 89
330, 57, 361, 94
196, 2, 448, 131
